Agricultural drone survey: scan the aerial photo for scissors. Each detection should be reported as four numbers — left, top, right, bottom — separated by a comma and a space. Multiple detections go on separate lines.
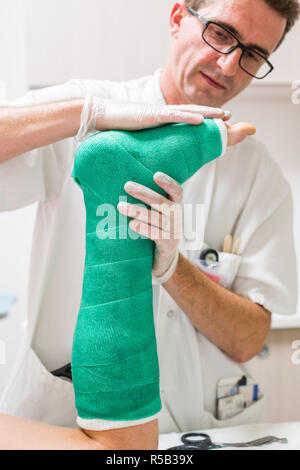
167, 432, 288, 450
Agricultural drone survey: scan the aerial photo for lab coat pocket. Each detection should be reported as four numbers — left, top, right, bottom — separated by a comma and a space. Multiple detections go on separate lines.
202, 395, 265, 430
0, 347, 77, 427
192, 250, 242, 289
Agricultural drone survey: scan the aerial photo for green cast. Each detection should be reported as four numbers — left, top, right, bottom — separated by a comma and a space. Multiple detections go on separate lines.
71, 120, 224, 423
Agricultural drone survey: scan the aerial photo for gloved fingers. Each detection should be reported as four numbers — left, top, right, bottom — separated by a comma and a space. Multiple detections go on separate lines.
153, 172, 183, 204
118, 202, 181, 235
222, 111, 232, 121
169, 104, 229, 120
226, 122, 256, 146
129, 219, 182, 243
79, 98, 232, 141
124, 181, 183, 223
133, 103, 205, 126
124, 181, 172, 212
157, 107, 204, 125
196, 107, 230, 120
146, 103, 231, 125
118, 202, 161, 230
90, 99, 230, 135
97, 101, 206, 130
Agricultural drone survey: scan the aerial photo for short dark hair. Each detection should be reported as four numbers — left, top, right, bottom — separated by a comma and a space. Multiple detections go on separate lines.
184, 0, 300, 46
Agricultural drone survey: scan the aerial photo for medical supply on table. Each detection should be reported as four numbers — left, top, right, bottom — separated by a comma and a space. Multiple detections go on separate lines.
167, 432, 288, 450
0, 294, 17, 317
217, 376, 262, 420
71, 118, 227, 430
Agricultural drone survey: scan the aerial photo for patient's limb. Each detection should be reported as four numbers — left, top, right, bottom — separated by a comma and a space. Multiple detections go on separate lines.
84, 419, 158, 450
0, 413, 157, 450
226, 122, 256, 146
71, 119, 228, 431
0, 412, 98, 450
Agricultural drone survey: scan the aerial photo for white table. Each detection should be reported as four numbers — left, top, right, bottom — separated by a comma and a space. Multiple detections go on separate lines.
159, 422, 300, 450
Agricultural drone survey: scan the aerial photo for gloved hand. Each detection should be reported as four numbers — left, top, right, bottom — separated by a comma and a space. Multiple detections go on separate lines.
76, 95, 230, 141
118, 172, 183, 284
119, 121, 256, 284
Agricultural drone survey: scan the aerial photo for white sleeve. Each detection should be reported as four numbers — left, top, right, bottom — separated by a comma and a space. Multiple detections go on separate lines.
0, 80, 111, 212
232, 147, 298, 316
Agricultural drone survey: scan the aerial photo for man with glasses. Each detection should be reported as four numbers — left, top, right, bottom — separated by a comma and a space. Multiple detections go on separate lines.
0, 0, 299, 450
186, 5, 274, 79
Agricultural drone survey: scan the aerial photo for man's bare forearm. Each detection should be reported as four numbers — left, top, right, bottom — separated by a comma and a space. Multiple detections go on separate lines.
0, 99, 85, 163
163, 254, 271, 363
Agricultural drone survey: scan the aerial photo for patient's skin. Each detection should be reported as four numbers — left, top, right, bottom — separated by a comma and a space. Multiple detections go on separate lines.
84, 420, 159, 450
0, 413, 158, 450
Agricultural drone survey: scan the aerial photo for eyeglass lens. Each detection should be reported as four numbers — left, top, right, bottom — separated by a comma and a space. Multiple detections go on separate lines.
204, 23, 271, 78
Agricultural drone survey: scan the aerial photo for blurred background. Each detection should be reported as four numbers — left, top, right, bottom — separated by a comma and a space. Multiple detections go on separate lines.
0, 0, 300, 422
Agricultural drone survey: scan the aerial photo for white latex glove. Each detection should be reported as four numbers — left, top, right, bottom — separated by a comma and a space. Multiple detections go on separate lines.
117, 172, 184, 285
76, 95, 230, 141
118, 121, 256, 285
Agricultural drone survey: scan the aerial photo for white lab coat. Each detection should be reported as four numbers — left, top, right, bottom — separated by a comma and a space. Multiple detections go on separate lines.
0, 70, 297, 433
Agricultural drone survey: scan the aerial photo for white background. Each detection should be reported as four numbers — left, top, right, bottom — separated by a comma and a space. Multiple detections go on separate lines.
25, 0, 300, 87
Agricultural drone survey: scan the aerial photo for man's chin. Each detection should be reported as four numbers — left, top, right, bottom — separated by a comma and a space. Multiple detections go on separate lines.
186, 87, 226, 107
184, 76, 227, 107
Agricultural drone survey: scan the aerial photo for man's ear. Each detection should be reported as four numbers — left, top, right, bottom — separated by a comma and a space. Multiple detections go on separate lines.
169, 1, 188, 38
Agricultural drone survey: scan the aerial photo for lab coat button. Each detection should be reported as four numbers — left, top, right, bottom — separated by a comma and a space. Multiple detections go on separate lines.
167, 310, 175, 318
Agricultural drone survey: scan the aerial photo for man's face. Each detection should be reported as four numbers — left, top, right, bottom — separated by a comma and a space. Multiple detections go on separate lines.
167, 0, 286, 106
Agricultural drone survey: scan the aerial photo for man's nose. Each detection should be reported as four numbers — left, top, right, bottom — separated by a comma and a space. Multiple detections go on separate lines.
216, 48, 242, 77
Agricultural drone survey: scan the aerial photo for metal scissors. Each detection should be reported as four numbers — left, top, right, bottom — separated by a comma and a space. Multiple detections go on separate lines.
168, 432, 288, 450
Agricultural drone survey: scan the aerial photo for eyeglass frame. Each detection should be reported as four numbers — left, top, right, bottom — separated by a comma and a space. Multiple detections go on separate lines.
186, 6, 274, 79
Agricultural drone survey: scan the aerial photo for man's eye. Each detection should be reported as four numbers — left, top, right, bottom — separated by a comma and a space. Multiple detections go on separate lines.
245, 50, 260, 62
212, 27, 228, 40
210, 26, 233, 45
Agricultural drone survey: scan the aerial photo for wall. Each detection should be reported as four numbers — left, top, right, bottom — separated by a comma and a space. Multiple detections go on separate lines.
25, 0, 300, 87
25, 0, 175, 87
0, 0, 27, 99
265, 19, 300, 83
248, 328, 300, 423
0, 0, 32, 334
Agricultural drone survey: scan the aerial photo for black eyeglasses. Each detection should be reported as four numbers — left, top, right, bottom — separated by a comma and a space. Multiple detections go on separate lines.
186, 6, 274, 79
